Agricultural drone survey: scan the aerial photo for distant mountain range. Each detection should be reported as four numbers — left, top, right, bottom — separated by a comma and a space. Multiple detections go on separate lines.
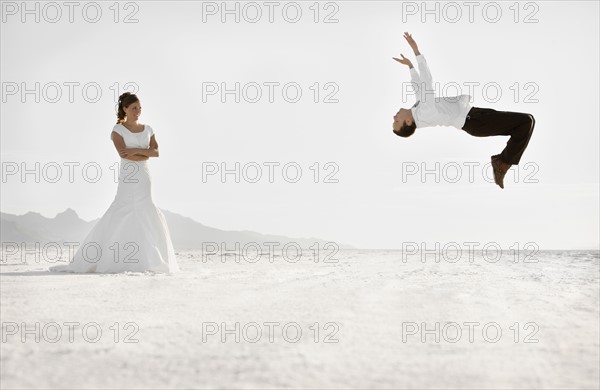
0, 208, 355, 250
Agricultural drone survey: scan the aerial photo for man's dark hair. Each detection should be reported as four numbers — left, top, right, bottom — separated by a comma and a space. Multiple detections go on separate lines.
393, 121, 417, 138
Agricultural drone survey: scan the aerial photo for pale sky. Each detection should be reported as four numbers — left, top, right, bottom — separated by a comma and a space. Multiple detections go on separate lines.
1, 0, 599, 249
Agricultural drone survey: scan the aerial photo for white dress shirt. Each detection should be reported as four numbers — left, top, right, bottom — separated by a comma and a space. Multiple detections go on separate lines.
409, 54, 472, 129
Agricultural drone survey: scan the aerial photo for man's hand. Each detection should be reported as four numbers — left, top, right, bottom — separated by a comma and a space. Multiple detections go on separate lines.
392, 54, 413, 68
403, 32, 420, 56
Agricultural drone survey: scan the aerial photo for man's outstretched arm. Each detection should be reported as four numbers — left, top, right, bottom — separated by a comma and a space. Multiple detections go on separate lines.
394, 32, 434, 101
404, 32, 433, 96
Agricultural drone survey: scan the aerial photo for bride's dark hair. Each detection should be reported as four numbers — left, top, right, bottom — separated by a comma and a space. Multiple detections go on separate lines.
116, 92, 140, 124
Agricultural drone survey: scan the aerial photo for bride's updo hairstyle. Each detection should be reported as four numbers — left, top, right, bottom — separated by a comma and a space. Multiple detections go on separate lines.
116, 92, 140, 124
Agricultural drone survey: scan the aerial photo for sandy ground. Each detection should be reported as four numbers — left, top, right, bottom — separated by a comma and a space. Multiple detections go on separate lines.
1, 248, 599, 389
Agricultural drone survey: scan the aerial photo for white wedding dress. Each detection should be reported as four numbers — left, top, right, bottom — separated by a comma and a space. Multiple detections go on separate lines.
49, 123, 180, 274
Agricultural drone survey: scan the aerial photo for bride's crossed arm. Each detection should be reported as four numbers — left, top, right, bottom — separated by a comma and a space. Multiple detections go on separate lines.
131, 135, 159, 158
111, 131, 153, 161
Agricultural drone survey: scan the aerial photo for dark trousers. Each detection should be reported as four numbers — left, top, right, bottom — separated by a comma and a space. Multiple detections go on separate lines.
461, 107, 535, 165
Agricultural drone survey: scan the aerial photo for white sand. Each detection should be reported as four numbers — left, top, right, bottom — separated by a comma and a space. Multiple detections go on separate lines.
1, 249, 599, 389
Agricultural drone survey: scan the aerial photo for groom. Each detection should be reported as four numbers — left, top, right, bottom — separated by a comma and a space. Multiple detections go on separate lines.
392, 32, 535, 189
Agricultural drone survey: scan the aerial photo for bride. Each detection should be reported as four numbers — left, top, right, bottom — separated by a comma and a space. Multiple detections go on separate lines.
49, 92, 180, 274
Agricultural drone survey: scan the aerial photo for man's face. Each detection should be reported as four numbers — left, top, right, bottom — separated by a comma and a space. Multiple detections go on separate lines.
393, 108, 412, 132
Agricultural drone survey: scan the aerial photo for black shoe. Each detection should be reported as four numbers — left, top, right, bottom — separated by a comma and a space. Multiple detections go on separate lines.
491, 155, 512, 189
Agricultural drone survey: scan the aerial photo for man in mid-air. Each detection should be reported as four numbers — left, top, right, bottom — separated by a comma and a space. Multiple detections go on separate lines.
392, 32, 535, 189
